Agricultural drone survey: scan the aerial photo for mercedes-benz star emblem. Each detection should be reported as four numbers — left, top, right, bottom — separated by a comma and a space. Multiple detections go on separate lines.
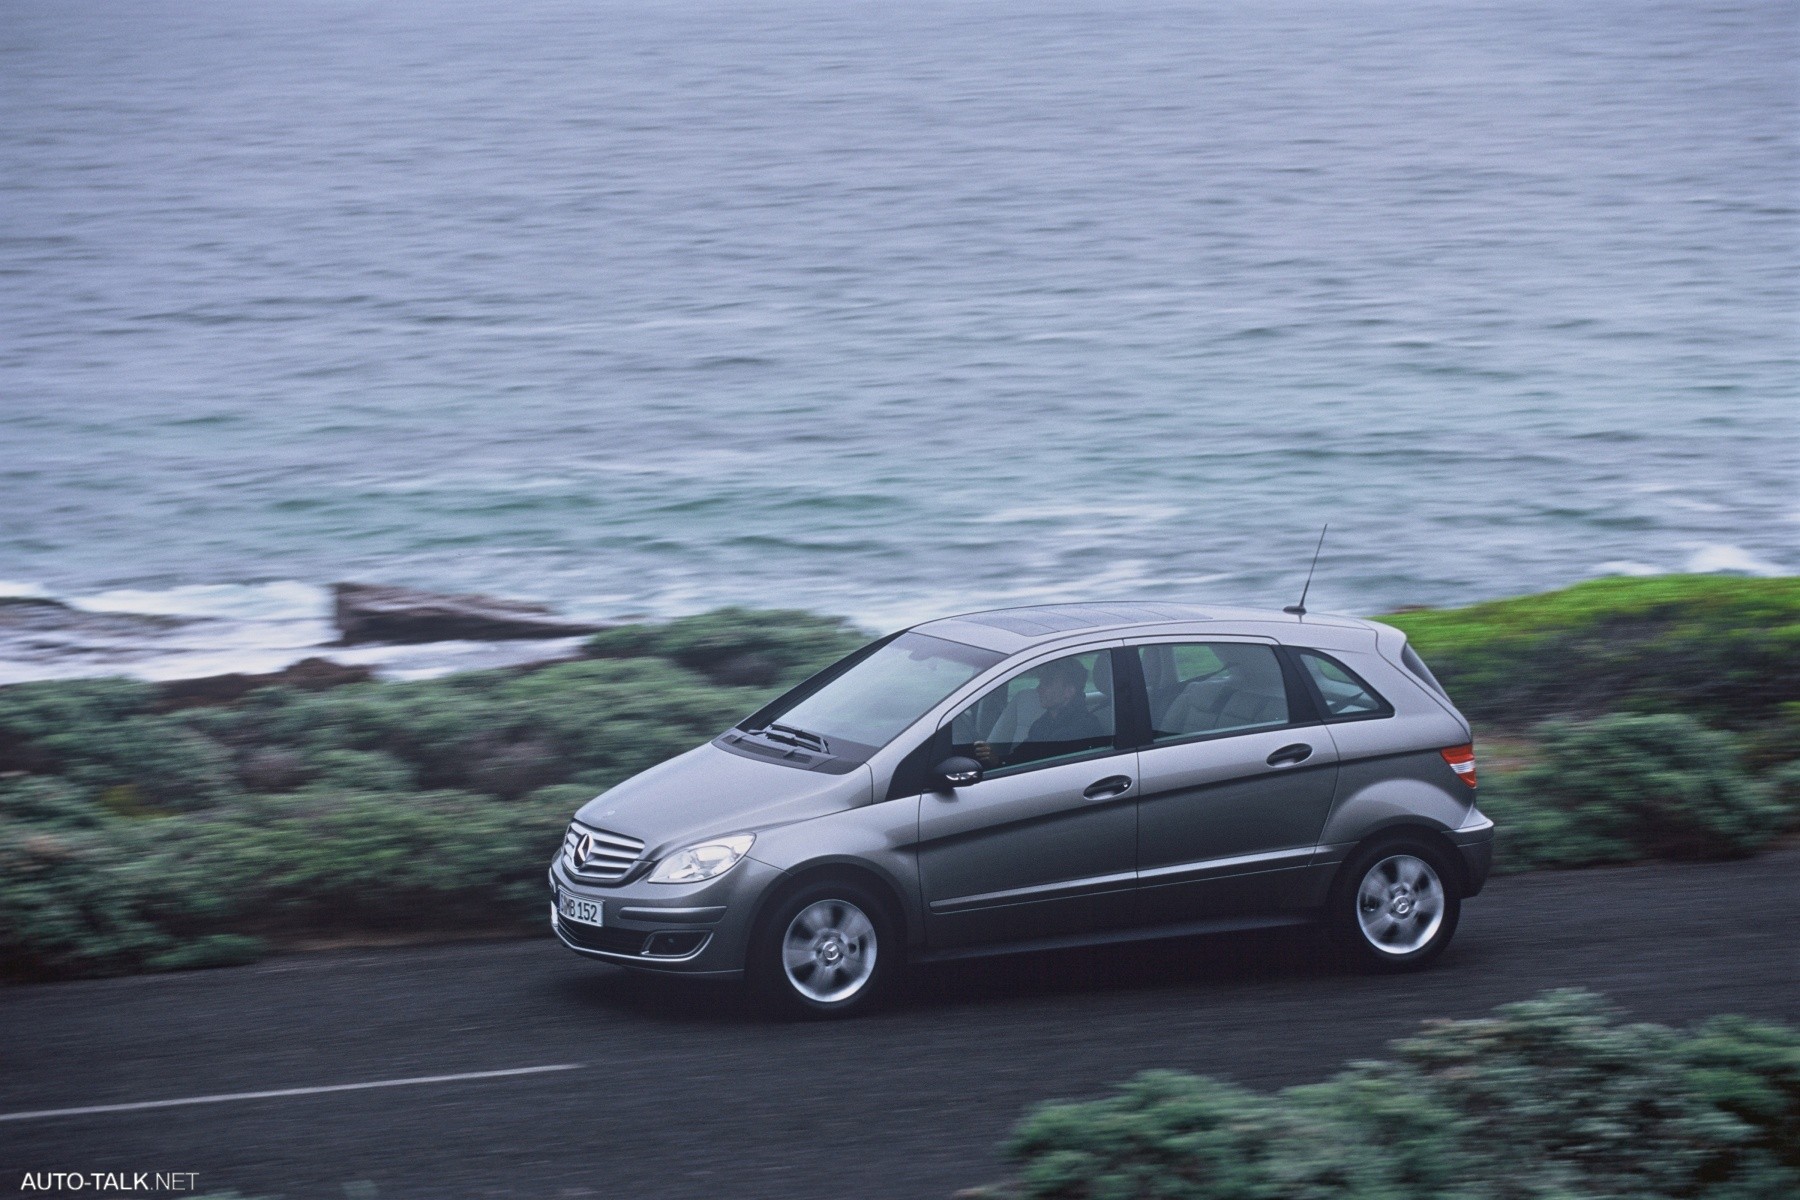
575, 833, 593, 863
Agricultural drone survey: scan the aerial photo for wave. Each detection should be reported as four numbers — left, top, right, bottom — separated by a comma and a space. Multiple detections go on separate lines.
1588, 546, 1790, 580
68, 581, 332, 623
1683, 545, 1787, 576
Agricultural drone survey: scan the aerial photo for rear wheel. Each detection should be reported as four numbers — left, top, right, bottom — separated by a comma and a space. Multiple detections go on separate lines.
749, 879, 899, 1018
1329, 839, 1461, 971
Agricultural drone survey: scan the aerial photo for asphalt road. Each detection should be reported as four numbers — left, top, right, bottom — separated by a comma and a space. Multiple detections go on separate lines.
5, 851, 1798, 1200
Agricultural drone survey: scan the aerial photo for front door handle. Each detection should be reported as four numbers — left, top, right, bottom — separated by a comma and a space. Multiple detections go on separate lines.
1083, 775, 1133, 800
1266, 743, 1313, 767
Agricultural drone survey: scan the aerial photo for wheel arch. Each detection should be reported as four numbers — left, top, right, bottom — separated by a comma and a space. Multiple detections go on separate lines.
1336, 822, 1471, 898
745, 858, 917, 954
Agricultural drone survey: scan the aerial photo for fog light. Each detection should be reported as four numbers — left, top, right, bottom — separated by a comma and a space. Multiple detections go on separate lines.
643, 931, 707, 957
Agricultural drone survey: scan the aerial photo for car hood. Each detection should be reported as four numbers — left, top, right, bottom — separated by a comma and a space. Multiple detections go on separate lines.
573, 743, 872, 860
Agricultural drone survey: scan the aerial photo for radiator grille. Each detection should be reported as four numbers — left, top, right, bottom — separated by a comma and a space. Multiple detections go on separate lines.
562, 823, 646, 884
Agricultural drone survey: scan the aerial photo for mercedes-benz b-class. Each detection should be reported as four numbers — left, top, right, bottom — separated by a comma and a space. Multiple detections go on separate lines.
550, 602, 1493, 1015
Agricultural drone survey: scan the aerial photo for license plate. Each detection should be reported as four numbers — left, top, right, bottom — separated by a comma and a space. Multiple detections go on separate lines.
558, 890, 601, 926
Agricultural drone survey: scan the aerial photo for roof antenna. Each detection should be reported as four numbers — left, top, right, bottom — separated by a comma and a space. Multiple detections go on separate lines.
1284, 524, 1329, 618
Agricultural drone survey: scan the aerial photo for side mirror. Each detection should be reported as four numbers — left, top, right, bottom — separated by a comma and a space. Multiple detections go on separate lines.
932, 756, 984, 791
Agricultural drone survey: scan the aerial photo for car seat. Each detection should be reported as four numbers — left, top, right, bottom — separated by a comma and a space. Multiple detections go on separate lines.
1160, 645, 1287, 736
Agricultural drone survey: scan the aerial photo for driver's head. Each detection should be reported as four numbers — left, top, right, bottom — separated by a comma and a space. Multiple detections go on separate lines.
1033, 657, 1088, 710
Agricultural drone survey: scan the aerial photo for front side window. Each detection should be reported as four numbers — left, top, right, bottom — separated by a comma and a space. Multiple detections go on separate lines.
749, 632, 1003, 760
948, 649, 1117, 776
1299, 651, 1390, 719
1138, 642, 1291, 743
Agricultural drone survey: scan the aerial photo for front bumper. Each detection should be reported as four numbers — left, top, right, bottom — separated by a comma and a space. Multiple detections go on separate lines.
546, 853, 785, 978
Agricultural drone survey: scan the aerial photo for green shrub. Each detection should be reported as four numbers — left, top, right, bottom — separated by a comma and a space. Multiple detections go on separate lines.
0, 776, 103, 829
1766, 761, 1800, 829
1681, 1014, 1800, 1185
0, 684, 238, 811
1494, 714, 1786, 866
586, 606, 868, 687
1737, 702, 1800, 776
229, 788, 571, 925
995, 991, 1799, 1200
303, 748, 417, 793
199, 657, 761, 801
1007, 1071, 1418, 1200
1361, 992, 1743, 1199
0, 819, 181, 978
524, 782, 605, 810
0, 787, 572, 980
0, 677, 156, 748
1383, 575, 1799, 729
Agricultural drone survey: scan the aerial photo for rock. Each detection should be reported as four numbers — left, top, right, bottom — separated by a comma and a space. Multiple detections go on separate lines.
332, 582, 604, 645
236, 748, 310, 792
702, 650, 783, 687
468, 740, 560, 801
274, 657, 377, 690
0, 596, 72, 612
155, 657, 375, 710
0, 595, 190, 635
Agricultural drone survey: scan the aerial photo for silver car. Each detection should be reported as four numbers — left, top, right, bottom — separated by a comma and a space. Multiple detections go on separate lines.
549, 602, 1493, 1015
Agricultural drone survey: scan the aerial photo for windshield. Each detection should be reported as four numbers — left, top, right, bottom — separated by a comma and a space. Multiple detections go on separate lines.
745, 632, 1002, 758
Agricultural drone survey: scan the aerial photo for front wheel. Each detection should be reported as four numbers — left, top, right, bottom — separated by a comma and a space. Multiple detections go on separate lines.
749, 880, 899, 1018
1329, 840, 1461, 971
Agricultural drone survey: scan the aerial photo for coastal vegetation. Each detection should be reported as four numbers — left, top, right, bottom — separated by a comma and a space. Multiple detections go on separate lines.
1386, 574, 1799, 869
979, 990, 1800, 1199
1, 576, 1794, 980
1382, 574, 1796, 735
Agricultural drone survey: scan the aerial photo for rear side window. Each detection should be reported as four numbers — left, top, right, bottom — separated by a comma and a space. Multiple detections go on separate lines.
1297, 652, 1392, 721
1136, 642, 1291, 743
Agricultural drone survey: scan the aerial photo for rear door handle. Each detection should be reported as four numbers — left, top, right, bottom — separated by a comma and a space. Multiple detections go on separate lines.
1266, 743, 1313, 767
1083, 775, 1133, 800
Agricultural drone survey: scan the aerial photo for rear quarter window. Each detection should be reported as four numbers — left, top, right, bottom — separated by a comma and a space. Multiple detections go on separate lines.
1297, 651, 1393, 721
1401, 643, 1449, 698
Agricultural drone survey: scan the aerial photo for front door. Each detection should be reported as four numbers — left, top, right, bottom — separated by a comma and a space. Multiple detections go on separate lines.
1129, 640, 1340, 922
917, 647, 1137, 949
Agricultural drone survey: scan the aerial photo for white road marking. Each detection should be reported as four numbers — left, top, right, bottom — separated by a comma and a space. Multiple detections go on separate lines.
0, 1063, 584, 1123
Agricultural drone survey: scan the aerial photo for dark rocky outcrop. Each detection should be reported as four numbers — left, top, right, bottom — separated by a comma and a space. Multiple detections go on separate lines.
155, 656, 376, 710
331, 583, 604, 645
0, 595, 190, 635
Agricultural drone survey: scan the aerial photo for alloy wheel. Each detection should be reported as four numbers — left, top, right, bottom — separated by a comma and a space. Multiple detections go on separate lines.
781, 899, 878, 1004
1355, 853, 1445, 955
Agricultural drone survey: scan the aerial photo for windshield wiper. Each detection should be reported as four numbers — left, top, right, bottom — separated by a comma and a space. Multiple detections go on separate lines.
752, 723, 830, 754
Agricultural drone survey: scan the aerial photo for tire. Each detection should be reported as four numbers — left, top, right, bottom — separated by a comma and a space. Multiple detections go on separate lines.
1328, 837, 1461, 972
748, 878, 901, 1018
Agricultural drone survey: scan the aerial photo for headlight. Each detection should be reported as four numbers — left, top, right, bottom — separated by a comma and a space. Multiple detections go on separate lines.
647, 834, 755, 884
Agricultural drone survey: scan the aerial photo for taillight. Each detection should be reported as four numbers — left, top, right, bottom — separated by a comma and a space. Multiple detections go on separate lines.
1440, 744, 1477, 788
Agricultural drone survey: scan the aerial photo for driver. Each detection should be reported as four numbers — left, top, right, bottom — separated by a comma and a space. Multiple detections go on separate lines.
974, 656, 1104, 767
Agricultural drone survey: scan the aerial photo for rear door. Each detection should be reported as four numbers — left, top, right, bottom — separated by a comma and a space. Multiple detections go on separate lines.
916, 645, 1138, 949
1126, 638, 1340, 922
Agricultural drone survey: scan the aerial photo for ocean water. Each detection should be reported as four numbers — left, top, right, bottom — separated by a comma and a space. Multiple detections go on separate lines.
2, 0, 1795, 681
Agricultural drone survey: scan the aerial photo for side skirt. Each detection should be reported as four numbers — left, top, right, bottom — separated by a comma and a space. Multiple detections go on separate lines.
910, 911, 1319, 965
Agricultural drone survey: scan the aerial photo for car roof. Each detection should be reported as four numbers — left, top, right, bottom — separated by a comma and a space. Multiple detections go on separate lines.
910, 601, 1379, 656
